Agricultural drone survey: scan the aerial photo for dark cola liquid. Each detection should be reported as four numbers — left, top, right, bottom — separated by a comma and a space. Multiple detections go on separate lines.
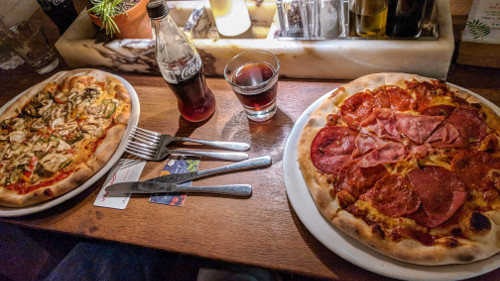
231, 61, 277, 111
167, 67, 215, 122
37, 0, 78, 34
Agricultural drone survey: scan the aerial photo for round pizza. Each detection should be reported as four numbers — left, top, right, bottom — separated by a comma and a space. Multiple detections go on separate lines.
0, 69, 131, 207
298, 73, 500, 265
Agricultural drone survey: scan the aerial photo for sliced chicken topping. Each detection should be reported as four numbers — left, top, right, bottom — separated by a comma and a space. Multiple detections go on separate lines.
56, 140, 71, 152
31, 119, 47, 131
40, 154, 67, 173
9, 131, 25, 143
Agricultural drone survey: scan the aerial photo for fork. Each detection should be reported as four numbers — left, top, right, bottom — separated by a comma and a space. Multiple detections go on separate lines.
126, 127, 249, 161
126, 141, 249, 161
131, 126, 250, 151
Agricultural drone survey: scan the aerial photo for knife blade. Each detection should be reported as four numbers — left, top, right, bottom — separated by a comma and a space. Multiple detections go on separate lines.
105, 181, 252, 196
147, 155, 272, 184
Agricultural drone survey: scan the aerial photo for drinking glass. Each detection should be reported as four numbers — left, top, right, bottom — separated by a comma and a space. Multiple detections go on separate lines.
0, 36, 23, 70
7, 20, 59, 74
224, 50, 280, 122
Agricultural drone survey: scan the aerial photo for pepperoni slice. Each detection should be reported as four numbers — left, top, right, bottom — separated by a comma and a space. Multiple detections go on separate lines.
408, 166, 467, 228
447, 107, 487, 143
421, 105, 456, 117
363, 174, 421, 217
334, 161, 388, 199
310, 126, 357, 175
407, 80, 449, 112
340, 92, 377, 130
374, 86, 416, 111
450, 149, 500, 191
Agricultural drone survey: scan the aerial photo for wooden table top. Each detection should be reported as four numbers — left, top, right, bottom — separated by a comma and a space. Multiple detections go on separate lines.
1, 62, 499, 280
1, 1, 500, 280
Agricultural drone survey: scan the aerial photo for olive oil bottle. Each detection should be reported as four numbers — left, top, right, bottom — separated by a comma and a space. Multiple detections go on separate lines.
348, 0, 388, 38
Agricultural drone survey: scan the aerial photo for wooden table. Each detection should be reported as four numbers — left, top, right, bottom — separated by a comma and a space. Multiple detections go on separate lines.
1, 1, 500, 280
1, 62, 500, 281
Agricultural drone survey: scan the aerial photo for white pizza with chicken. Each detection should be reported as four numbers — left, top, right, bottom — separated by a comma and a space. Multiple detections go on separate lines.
0, 70, 131, 207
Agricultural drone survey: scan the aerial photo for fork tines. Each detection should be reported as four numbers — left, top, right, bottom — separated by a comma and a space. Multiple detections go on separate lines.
125, 140, 156, 160
129, 126, 161, 146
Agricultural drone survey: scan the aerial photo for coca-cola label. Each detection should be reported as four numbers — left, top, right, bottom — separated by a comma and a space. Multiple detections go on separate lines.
38, 0, 65, 8
158, 54, 201, 84
181, 64, 198, 80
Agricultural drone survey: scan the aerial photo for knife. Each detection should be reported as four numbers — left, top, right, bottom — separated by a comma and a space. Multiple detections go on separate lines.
147, 155, 272, 184
105, 182, 252, 196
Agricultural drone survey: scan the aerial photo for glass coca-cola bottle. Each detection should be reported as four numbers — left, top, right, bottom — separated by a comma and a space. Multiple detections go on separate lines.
146, 0, 216, 122
37, 0, 78, 35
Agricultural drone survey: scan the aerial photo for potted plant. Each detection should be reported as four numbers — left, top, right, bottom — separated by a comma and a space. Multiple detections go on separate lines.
87, 0, 152, 39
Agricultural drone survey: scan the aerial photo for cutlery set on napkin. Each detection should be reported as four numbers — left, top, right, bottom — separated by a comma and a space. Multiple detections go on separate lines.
105, 126, 271, 197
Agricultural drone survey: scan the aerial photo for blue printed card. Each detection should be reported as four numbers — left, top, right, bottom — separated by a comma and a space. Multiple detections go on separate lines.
149, 156, 200, 206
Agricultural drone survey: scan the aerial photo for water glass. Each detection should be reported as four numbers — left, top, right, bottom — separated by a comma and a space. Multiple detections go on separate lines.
7, 20, 59, 74
224, 50, 280, 122
0, 36, 23, 70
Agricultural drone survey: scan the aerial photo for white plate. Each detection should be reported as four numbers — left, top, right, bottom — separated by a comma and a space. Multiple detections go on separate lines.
283, 85, 500, 281
0, 68, 140, 217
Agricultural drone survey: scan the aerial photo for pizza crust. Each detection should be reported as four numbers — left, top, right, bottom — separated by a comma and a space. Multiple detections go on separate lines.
297, 72, 500, 266
332, 209, 500, 265
87, 125, 126, 173
0, 164, 93, 207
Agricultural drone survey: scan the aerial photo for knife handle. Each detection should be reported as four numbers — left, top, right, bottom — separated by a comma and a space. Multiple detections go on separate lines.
196, 156, 272, 177
182, 184, 252, 196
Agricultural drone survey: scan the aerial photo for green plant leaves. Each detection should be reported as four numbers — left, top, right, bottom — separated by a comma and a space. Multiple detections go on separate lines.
466, 19, 491, 40
87, 0, 125, 37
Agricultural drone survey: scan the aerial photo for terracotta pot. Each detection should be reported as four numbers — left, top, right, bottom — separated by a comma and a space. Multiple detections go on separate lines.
89, 0, 152, 39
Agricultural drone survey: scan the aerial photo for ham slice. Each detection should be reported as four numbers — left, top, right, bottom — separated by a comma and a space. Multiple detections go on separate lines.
360, 108, 400, 140
408, 143, 434, 159
408, 166, 467, 228
358, 142, 406, 168
426, 122, 460, 144
354, 130, 388, 156
395, 113, 445, 144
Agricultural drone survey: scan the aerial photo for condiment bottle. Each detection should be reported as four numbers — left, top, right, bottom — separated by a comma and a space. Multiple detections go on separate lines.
147, 0, 216, 122
348, 0, 388, 38
386, 0, 427, 37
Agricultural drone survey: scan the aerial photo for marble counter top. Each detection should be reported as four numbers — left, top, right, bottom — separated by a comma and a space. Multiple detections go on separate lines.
55, 0, 454, 79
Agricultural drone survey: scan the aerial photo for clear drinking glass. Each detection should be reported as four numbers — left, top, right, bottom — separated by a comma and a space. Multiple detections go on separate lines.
224, 50, 280, 122
7, 20, 59, 74
0, 36, 23, 70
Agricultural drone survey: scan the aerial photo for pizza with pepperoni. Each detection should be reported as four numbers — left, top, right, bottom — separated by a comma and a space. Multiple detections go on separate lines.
298, 73, 500, 265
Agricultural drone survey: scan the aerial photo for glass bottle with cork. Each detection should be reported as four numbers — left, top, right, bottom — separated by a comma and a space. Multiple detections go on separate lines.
147, 0, 216, 122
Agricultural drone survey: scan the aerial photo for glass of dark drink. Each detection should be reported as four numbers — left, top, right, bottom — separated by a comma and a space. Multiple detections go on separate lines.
224, 50, 280, 122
